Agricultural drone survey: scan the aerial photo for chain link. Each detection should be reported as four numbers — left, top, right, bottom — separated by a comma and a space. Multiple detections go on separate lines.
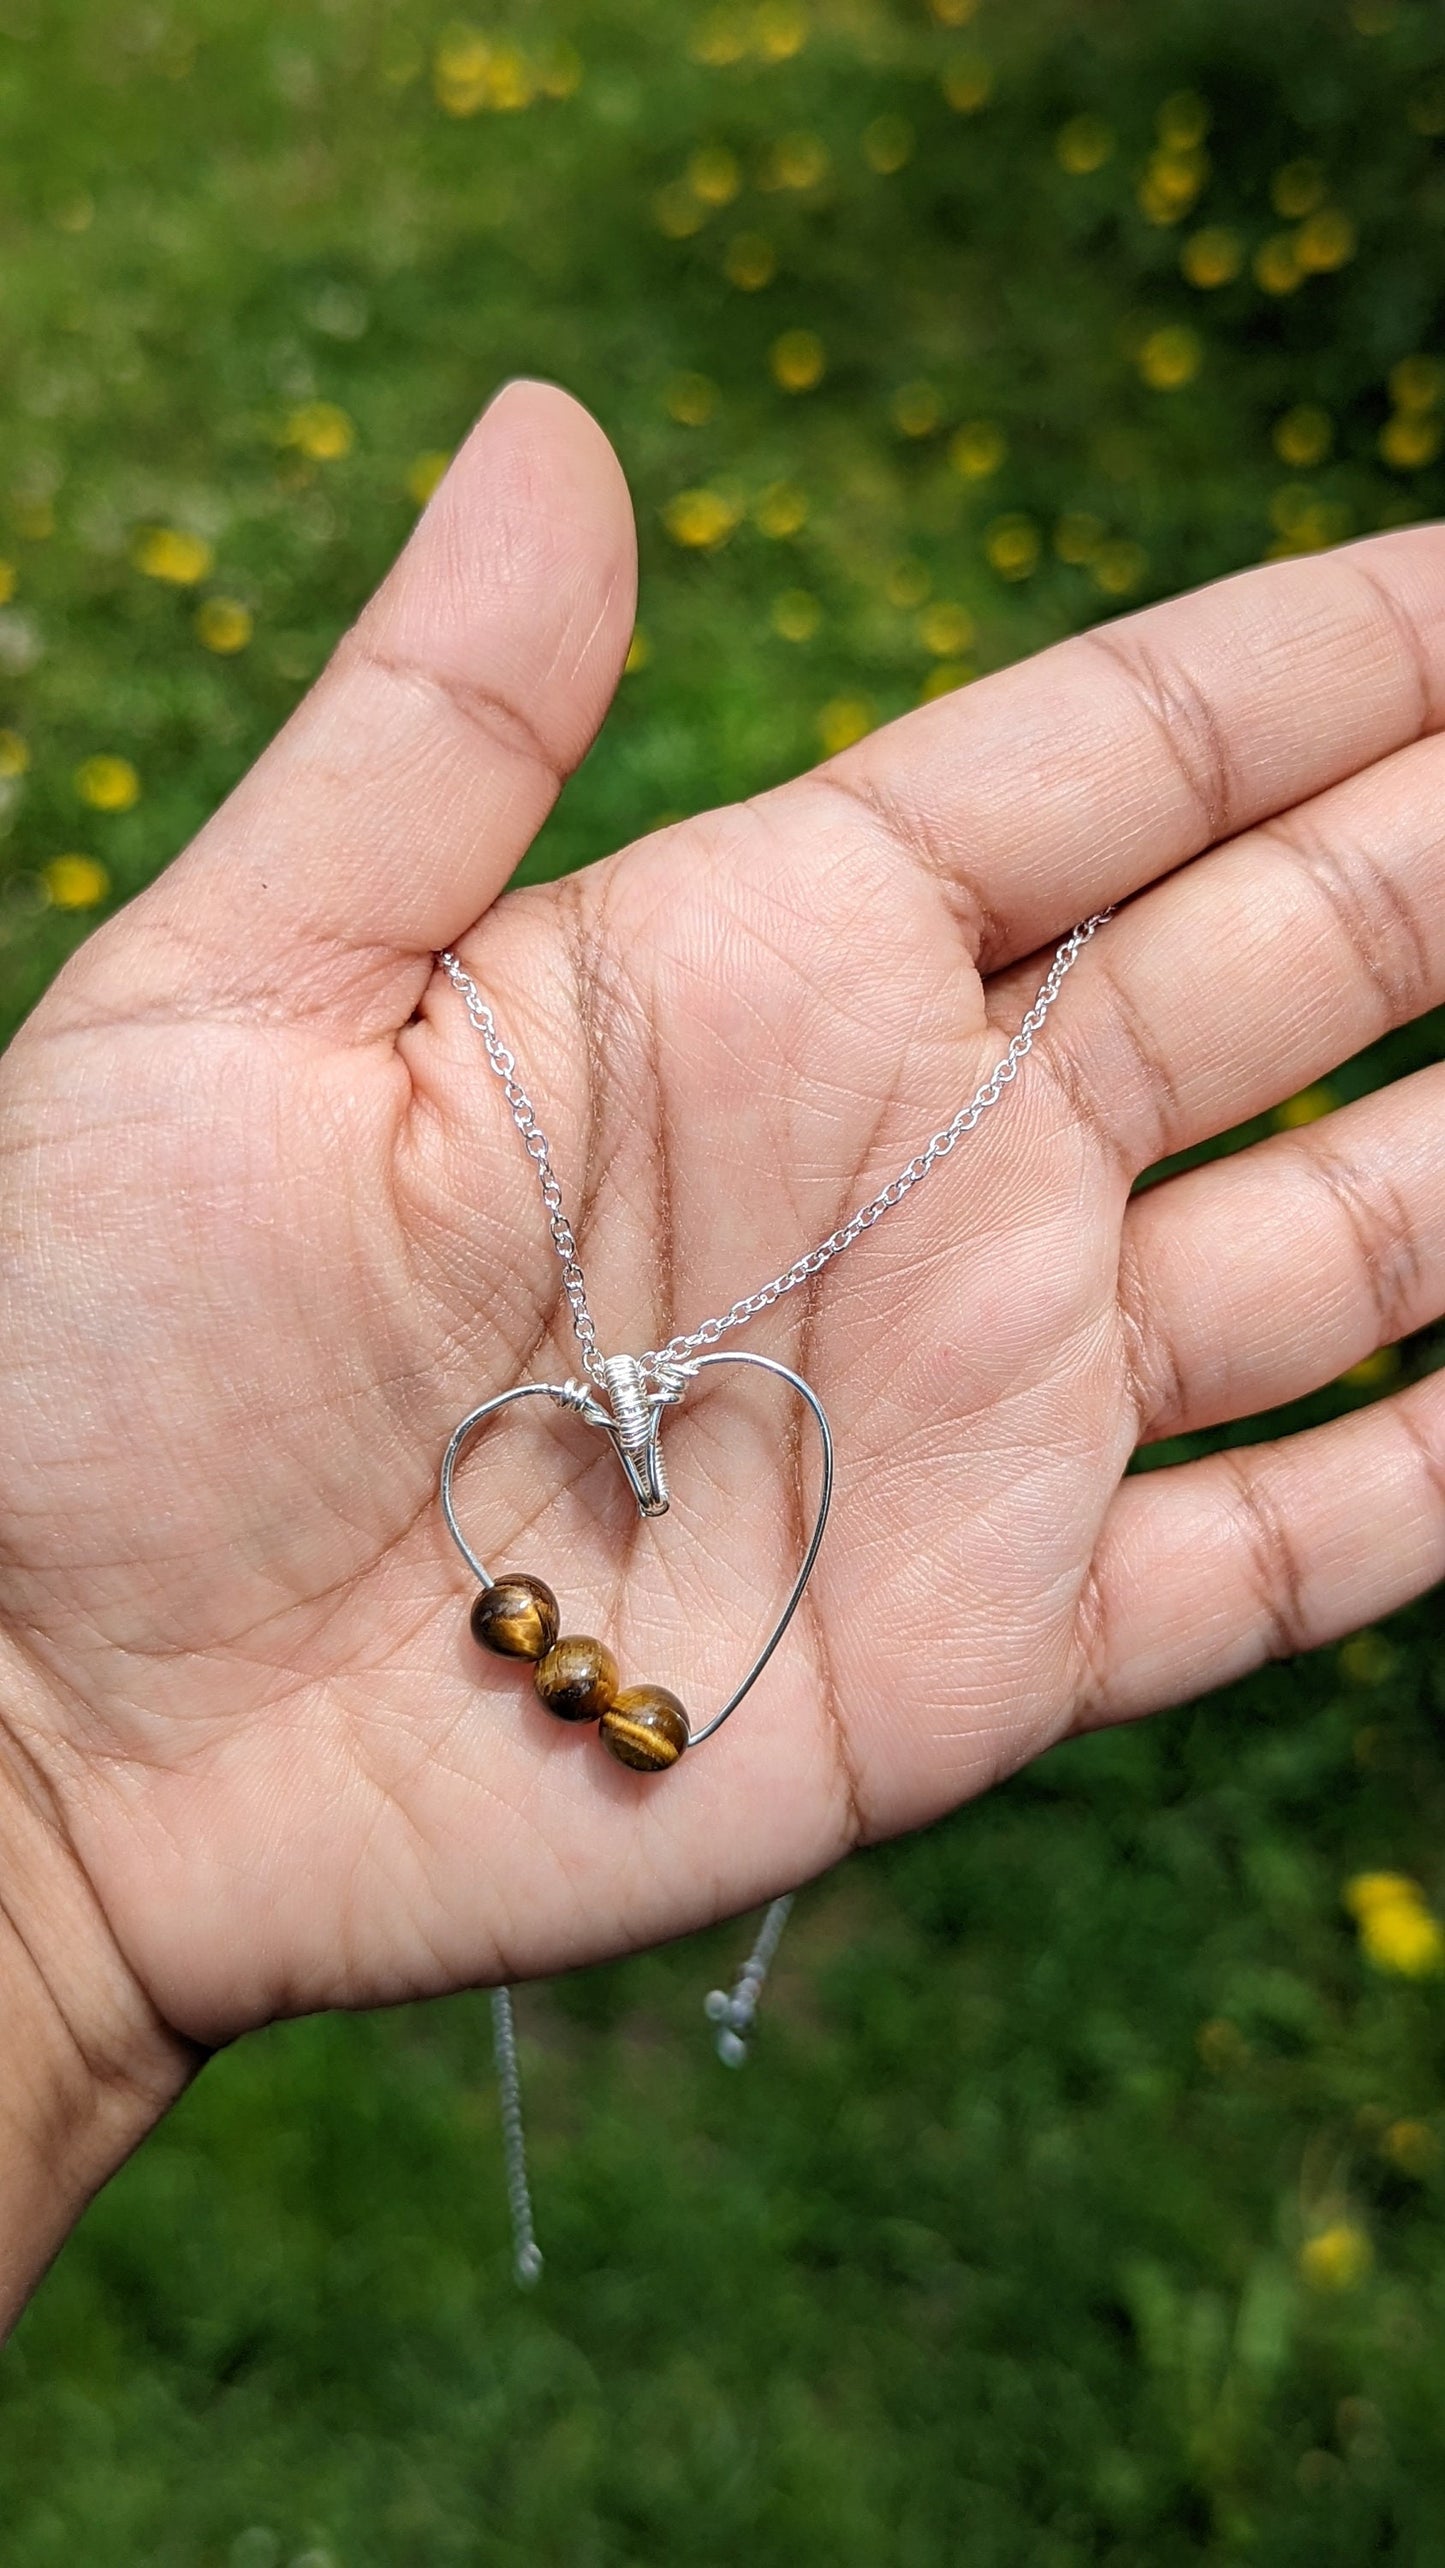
440, 909, 1110, 1385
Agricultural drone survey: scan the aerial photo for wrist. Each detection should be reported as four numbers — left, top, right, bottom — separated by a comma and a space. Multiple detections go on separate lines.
0, 1643, 198, 2334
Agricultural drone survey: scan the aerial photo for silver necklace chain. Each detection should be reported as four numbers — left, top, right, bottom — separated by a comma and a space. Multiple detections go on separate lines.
438, 909, 1110, 1386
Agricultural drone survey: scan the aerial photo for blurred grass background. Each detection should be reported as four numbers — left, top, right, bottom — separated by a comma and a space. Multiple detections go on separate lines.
3, 0, 1445, 2556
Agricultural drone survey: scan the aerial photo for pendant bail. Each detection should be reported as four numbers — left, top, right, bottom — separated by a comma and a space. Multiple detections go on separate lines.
598, 1353, 676, 1517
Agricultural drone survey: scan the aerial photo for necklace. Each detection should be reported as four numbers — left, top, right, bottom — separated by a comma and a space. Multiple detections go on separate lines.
436, 909, 1109, 2281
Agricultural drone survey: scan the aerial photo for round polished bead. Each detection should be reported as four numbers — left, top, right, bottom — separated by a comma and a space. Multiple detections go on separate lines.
535, 1634, 618, 1724
600, 1683, 689, 1772
469, 1574, 559, 1662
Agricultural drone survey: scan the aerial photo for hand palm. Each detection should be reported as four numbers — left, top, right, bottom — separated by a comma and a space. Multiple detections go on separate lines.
4, 385, 1443, 2050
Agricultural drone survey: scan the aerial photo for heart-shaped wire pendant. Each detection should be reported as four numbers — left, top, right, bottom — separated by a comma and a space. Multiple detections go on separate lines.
440, 1350, 833, 1772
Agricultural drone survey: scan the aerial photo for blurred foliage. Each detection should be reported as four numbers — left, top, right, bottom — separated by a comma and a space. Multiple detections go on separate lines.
2, 0, 1445, 2557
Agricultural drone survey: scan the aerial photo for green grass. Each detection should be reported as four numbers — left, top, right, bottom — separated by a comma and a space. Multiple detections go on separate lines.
2, 0, 1445, 2556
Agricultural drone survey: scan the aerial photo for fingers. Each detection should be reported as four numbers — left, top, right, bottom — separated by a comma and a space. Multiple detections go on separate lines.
1079, 1374, 1445, 1725
1028, 721, 1445, 1178
59, 382, 637, 1036
808, 527, 1445, 969
1121, 1066, 1445, 1440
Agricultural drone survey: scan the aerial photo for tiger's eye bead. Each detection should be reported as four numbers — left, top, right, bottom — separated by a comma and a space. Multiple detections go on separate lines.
535, 1635, 618, 1724
600, 1684, 689, 1772
469, 1574, 559, 1662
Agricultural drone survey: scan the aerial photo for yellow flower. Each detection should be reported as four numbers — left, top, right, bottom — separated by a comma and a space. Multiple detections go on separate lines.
1383, 2119, 1438, 2175
724, 231, 776, 288
665, 373, 719, 426
919, 661, 969, 702
753, 482, 808, 537
1341, 1347, 1401, 1391
195, 597, 253, 655
1340, 1631, 1397, 1684
434, 27, 492, 116
283, 401, 354, 461
406, 450, 450, 505
1380, 414, 1442, 471
762, 132, 829, 191
1273, 1083, 1337, 1127
44, 854, 110, 909
1272, 159, 1325, 219
1092, 539, 1148, 597
1299, 2223, 1372, 2291
891, 380, 942, 438
771, 589, 821, 642
483, 45, 534, 111
1389, 355, 1445, 413
689, 144, 741, 206
75, 755, 140, 813
984, 514, 1039, 580
0, 728, 28, 778
1157, 90, 1209, 149
1181, 226, 1242, 288
0, 559, 15, 605
1138, 325, 1202, 390
656, 182, 707, 239
1054, 511, 1105, 564
770, 329, 825, 392
1296, 208, 1356, 273
949, 419, 1006, 479
1344, 1872, 1445, 1976
1138, 146, 1208, 227
941, 55, 991, 114
754, 2, 807, 61
917, 601, 974, 656
817, 696, 873, 754
623, 629, 649, 673
863, 114, 913, 175
691, 5, 749, 64
1273, 405, 1333, 468
132, 525, 214, 585
1055, 114, 1113, 175
1254, 235, 1303, 296
662, 487, 740, 549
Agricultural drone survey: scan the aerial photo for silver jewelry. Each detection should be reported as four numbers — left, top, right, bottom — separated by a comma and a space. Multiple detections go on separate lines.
436, 910, 1110, 2273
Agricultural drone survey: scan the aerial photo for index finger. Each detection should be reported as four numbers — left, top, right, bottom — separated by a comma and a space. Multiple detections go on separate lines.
811, 526, 1445, 970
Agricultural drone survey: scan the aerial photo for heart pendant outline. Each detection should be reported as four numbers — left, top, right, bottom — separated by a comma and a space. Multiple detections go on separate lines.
439, 1349, 833, 1748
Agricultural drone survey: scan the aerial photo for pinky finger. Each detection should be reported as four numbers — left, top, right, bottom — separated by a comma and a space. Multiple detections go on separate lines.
1077, 1377, 1445, 1726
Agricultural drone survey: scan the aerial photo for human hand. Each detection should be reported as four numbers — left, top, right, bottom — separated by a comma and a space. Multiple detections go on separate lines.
1, 384, 1442, 2288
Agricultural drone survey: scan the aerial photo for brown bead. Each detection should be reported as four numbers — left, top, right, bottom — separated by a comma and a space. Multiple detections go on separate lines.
469, 1574, 559, 1662
535, 1634, 618, 1724
600, 1684, 689, 1772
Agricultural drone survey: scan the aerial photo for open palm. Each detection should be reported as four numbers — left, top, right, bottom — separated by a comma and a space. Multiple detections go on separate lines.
3, 384, 1443, 2090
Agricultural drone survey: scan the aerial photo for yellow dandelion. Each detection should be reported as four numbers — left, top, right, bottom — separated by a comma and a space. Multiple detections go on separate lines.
817, 696, 873, 754
1389, 355, 1445, 413
1157, 89, 1209, 149
662, 487, 740, 549
724, 231, 777, 289
1138, 325, 1202, 390
656, 181, 707, 239
434, 27, 491, 117
623, 629, 649, 674
762, 132, 829, 191
195, 597, 253, 655
919, 662, 969, 702
1055, 114, 1113, 175
771, 589, 821, 642
1273, 1083, 1337, 1127
1345, 1872, 1445, 1977
689, 144, 741, 207
885, 558, 930, 608
941, 56, 992, 114
1254, 234, 1304, 296
1181, 225, 1242, 288
754, 2, 807, 61
1341, 1347, 1401, 1390
891, 381, 942, 438
1383, 2119, 1438, 2175
1299, 2223, 1372, 2292
770, 328, 825, 392
0, 559, 15, 605
132, 525, 214, 585
1092, 539, 1148, 596
984, 514, 1039, 580
0, 729, 29, 777
917, 601, 974, 656
753, 482, 808, 537
1138, 146, 1208, 228
1380, 414, 1442, 471
1296, 208, 1356, 273
1272, 158, 1325, 220
691, 5, 749, 65
950, 419, 1006, 479
483, 46, 534, 112
863, 114, 913, 175
283, 401, 354, 461
929, 0, 979, 22
665, 372, 720, 426
406, 450, 450, 505
1273, 405, 1333, 468
75, 754, 140, 813
1341, 1631, 1397, 1684
1053, 511, 1105, 564
43, 853, 110, 910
